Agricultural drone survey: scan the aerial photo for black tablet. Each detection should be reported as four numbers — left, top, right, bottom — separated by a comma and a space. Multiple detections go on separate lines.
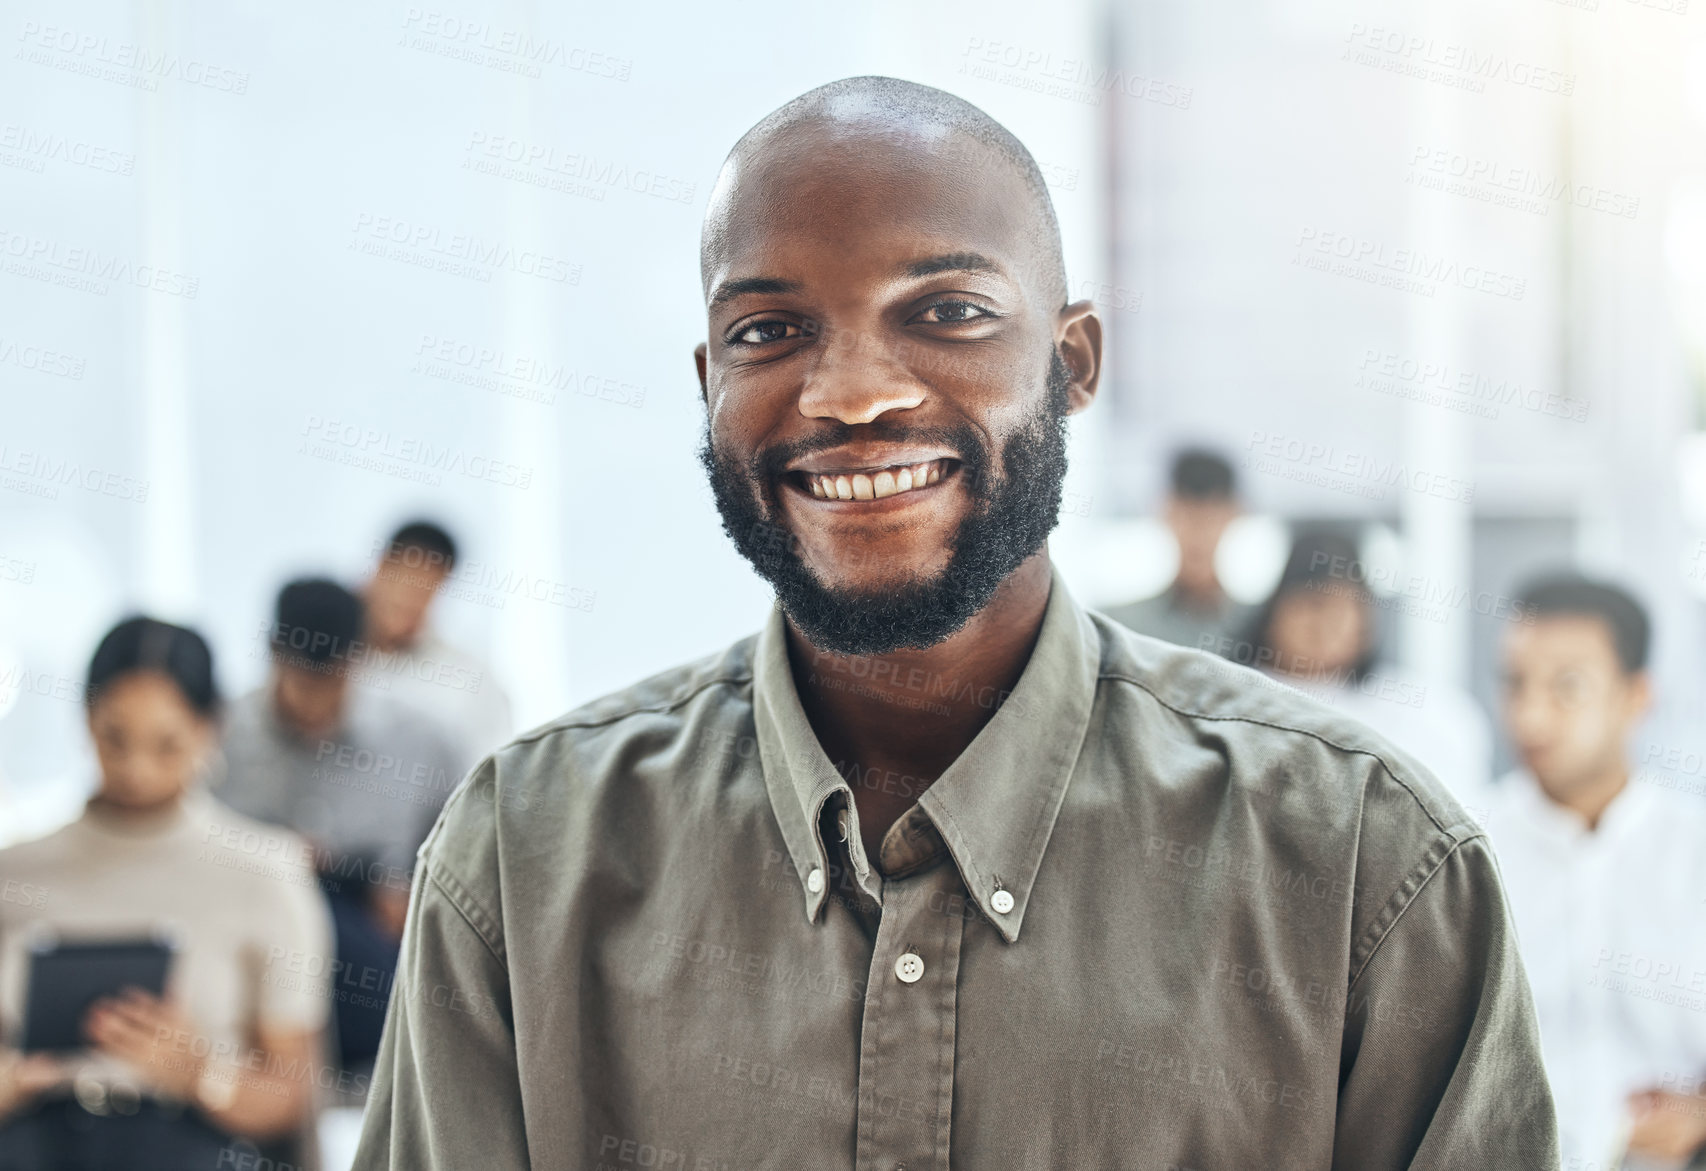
19, 936, 176, 1053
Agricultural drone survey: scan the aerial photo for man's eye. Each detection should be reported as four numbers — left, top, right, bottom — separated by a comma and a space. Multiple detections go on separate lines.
731, 320, 806, 345
914, 300, 991, 324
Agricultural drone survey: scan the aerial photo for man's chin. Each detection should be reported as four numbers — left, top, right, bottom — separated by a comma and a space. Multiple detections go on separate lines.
775, 569, 974, 656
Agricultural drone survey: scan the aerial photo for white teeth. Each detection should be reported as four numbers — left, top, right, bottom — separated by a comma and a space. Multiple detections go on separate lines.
803, 459, 949, 501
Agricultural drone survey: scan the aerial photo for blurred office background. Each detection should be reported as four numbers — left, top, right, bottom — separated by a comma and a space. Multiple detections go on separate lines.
3, 0, 1704, 834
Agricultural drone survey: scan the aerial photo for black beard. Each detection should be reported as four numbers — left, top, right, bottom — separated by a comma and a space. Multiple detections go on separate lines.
699, 351, 1072, 655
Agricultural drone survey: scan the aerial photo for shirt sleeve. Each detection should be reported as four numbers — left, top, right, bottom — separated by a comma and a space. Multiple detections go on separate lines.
352, 774, 529, 1170
254, 847, 337, 1033
1332, 834, 1559, 1170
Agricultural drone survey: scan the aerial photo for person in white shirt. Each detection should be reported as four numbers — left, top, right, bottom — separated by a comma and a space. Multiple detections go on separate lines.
1482, 573, 1706, 1169
356, 521, 513, 775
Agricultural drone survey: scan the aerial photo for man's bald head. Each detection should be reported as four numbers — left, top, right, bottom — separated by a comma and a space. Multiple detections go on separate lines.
701, 76, 1069, 310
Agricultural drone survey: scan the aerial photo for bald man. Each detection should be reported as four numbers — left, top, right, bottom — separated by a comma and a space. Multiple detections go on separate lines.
355, 78, 1556, 1170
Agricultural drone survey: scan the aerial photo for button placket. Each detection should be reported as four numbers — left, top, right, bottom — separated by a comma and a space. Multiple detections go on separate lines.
854, 862, 965, 1171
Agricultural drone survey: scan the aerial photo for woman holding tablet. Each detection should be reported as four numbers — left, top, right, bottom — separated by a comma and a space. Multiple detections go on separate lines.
0, 617, 334, 1170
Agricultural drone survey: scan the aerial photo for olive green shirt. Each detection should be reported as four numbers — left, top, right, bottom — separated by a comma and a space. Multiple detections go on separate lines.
354, 568, 1557, 1170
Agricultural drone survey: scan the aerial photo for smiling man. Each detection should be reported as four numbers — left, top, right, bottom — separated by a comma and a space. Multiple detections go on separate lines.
354, 78, 1557, 1170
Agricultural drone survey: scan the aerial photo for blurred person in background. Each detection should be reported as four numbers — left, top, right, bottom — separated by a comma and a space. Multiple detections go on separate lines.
357, 521, 513, 774
0, 617, 331, 1170
1480, 575, 1706, 1169
1227, 529, 1493, 794
1105, 447, 1252, 649
219, 578, 460, 1077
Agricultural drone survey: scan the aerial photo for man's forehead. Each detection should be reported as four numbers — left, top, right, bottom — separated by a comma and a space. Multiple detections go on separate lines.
705, 122, 1034, 295
1507, 614, 1620, 661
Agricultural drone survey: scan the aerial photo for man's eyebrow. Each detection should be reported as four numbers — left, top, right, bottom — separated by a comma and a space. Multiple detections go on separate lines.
902, 251, 1008, 280
707, 276, 800, 310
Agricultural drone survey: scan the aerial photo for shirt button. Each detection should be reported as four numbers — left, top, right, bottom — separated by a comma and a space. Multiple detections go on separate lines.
895, 952, 925, 983
990, 888, 1015, 915
806, 867, 825, 893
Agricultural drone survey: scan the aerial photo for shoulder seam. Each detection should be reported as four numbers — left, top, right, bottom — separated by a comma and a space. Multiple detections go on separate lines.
1096, 669, 1461, 839
509, 672, 753, 745
424, 860, 506, 967
1346, 833, 1484, 991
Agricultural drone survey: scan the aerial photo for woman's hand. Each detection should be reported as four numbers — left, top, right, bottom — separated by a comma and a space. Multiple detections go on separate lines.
0, 1046, 67, 1121
83, 988, 206, 1100
1626, 1088, 1706, 1161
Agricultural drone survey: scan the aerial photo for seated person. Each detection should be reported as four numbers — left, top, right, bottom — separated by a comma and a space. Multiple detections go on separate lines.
219, 578, 461, 1075
1105, 448, 1253, 649
357, 520, 514, 775
0, 617, 332, 1171
1230, 530, 1492, 794
1482, 574, 1706, 1168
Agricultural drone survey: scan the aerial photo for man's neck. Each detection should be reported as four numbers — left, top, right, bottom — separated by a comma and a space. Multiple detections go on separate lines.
784, 553, 1054, 865
1172, 576, 1223, 613
1539, 760, 1630, 831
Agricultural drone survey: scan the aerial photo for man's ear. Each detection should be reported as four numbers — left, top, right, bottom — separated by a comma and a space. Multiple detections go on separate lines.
694, 342, 709, 403
1055, 300, 1102, 415
1626, 669, 1655, 722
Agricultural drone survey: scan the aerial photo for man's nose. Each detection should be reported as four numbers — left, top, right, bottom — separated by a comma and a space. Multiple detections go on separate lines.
795, 325, 926, 425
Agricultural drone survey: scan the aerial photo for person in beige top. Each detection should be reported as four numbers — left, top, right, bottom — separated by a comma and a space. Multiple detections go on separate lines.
0, 618, 334, 1170
355, 77, 1559, 1169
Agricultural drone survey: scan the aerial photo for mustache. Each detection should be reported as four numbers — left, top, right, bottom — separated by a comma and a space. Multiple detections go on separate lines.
749, 419, 988, 480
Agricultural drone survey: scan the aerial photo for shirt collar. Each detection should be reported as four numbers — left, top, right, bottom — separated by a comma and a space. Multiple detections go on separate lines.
1501, 766, 1656, 847
753, 563, 1099, 942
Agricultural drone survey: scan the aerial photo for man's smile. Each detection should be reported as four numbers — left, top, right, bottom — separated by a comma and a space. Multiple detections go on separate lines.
785, 457, 962, 503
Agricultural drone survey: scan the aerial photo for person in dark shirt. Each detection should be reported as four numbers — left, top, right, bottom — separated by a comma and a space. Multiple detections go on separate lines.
1105, 447, 1252, 649
220, 579, 459, 1074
